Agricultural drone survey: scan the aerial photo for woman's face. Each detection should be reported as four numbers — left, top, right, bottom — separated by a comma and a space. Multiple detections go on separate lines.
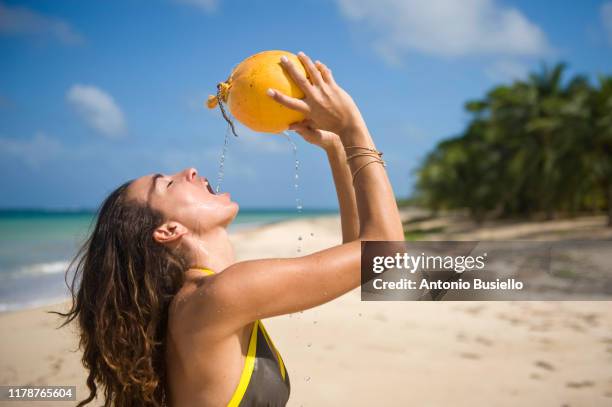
127, 167, 239, 235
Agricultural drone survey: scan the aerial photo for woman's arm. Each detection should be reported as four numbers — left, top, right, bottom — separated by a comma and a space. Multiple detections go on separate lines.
186, 52, 404, 338
288, 123, 359, 243
326, 138, 360, 242
286, 55, 401, 240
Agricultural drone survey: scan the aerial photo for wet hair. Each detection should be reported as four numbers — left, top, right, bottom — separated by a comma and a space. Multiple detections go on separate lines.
50, 180, 189, 406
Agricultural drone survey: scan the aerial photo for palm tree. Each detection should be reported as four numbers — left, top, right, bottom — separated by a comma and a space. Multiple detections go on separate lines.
413, 64, 612, 225
589, 76, 612, 225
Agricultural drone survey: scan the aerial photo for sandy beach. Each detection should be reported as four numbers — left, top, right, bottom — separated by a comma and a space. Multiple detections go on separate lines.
1, 212, 611, 406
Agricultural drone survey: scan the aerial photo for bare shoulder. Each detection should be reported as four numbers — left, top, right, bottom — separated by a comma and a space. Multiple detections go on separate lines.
181, 241, 362, 337
168, 277, 230, 341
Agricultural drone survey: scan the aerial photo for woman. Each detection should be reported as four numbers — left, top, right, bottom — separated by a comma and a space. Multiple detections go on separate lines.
54, 51, 404, 406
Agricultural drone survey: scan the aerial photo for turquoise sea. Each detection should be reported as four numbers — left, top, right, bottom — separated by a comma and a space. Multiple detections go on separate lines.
0, 208, 336, 312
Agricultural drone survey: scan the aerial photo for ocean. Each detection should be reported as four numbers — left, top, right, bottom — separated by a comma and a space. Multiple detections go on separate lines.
0, 208, 336, 312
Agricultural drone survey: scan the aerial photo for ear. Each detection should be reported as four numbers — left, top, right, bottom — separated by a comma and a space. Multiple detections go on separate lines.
153, 221, 189, 244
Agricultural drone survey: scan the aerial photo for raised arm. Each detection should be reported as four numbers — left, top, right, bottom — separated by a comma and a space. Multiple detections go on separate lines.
326, 138, 360, 242
288, 122, 359, 243
188, 52, 404, 337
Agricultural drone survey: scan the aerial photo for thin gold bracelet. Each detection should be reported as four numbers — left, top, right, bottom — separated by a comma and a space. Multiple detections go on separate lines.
344, 145, 382, 156
346, 151, 383, 162
351, 158, 386, 185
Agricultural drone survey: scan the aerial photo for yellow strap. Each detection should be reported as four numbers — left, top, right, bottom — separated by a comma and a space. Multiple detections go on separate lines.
258, 321, 287, 381
198, 268, 215, 276
197, 268, 286, 402
227, 320, 258, 407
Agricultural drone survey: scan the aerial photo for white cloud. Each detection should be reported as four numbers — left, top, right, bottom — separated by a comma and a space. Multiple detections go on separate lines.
0, 1, 84, 45
175, 0, 218, 13
485, 59, 529, 82
0, 132, 63, 169
66, 84, 127, 137
602, 2, 612, 46
336, 0, 551, 61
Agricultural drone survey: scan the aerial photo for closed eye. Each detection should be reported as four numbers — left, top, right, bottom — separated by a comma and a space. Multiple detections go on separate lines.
167, 180, 174, 188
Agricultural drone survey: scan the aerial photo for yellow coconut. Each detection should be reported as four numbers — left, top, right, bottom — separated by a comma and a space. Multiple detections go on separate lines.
207, 50, 308, 134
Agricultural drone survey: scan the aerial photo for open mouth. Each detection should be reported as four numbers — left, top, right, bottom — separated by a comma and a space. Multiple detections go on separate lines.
203, 177, 216, 194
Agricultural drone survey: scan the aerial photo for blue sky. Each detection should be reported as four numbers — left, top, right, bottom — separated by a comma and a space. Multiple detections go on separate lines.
1, 0, 611, 209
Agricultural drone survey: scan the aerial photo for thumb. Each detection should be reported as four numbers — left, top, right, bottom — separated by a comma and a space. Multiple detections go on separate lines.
289, 121, 306, 131
291, 125, 318, 139
289, 119, 316, 130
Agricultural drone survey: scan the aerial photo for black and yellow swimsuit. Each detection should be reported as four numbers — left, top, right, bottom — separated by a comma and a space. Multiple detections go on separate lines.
199, 268, 291, 407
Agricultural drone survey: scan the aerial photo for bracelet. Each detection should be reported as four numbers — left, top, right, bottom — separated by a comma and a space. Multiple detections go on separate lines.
346, 151, 383, 162
351, 157, 386, 185
344, 145, 382, 156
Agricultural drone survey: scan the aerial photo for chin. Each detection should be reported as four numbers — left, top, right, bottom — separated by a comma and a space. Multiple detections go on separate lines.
226, 201, 240, 224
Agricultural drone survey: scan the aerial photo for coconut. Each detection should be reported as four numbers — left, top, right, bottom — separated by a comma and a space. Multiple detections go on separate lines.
207, 50, 308, 134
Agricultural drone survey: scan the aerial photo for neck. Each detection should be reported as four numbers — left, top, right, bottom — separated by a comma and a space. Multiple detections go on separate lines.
184, 226, 235, 281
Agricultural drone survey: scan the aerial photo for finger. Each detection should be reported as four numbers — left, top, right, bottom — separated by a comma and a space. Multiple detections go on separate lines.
289, 119, 310, 130
267, 88, 310, 113
297, 51, 323, 86
288, 120, 307, 130
280, 55, 313, 95
289, 120, 314, 132
290, 124, 319, 139
314, 60, 336, 86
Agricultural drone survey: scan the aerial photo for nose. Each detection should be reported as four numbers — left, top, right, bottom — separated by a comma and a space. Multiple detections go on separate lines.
183, 167, 198, 182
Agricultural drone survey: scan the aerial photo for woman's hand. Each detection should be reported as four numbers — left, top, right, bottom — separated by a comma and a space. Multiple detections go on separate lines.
266, 52, 364, 136
288, 121, 341, 152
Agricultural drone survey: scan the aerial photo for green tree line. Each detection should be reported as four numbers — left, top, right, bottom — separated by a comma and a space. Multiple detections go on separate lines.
413, 63, 612, 226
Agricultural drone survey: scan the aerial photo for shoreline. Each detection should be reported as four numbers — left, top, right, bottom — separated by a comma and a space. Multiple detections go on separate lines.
2, 210, 611, 314
0, 212, 340, 314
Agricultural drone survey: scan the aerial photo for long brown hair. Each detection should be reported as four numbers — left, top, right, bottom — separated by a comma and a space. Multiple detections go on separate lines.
51, 180, 189, 406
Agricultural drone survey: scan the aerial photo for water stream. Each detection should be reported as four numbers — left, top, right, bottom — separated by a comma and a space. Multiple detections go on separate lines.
216, 128, 307, 255
215, 124, 232, 193
281, 131, 304, 253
